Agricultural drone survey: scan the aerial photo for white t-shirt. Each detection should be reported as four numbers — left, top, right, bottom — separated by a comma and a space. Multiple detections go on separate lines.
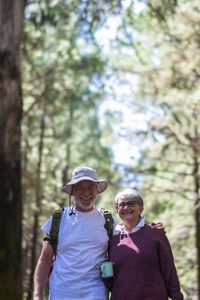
42, 207, 115, 300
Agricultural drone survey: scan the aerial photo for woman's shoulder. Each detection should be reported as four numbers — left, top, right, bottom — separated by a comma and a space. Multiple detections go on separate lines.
143, 224, 166, 238
143, 224, 153, 231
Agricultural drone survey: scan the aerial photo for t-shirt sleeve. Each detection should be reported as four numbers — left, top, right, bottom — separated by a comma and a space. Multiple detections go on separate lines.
112, 216, 118, 231
41, 216, 53, 235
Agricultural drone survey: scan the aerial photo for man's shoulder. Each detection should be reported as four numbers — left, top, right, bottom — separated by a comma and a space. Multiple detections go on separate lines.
98, 207, 112, 214
97, 208, 116, 222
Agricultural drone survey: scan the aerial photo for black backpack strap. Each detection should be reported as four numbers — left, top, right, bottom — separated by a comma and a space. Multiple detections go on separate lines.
101, 208, 114, 239
49, 208, 64, 256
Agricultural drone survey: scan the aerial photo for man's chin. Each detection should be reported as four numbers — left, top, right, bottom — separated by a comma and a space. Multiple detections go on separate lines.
76, 200, 95, 211
82, 201, 93, 207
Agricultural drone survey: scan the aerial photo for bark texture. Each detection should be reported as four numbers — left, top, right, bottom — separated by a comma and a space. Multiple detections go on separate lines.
0, 1, 24, 299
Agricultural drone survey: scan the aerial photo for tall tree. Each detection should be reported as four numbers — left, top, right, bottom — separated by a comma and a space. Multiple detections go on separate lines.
0, 0, 25, 299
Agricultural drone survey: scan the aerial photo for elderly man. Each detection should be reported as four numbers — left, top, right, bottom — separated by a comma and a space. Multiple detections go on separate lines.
34, 166, 114, 300
33, 166, 164, 300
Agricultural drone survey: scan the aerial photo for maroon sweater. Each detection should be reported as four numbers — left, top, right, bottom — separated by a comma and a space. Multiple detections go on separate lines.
104, 225, 184, 300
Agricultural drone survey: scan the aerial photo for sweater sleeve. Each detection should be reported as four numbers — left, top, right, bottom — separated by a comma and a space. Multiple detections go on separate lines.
157, 231, 184, 300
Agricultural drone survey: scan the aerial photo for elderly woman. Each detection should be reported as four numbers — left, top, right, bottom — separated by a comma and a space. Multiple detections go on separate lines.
103, 188, 184, 300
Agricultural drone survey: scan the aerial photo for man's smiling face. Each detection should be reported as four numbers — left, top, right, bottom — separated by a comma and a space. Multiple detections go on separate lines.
73, 180, 98, 212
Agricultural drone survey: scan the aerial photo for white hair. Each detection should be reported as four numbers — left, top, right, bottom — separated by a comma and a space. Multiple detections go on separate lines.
115, 188, 144, 207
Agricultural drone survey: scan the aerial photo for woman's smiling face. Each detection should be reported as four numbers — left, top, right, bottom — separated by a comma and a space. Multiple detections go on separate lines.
116, 199, 143, 221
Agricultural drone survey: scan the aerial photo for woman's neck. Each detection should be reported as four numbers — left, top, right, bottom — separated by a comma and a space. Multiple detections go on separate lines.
123, 217, 141, 233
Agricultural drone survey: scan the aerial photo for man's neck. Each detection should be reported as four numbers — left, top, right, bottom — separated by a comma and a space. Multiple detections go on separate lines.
74, 205, 94, 212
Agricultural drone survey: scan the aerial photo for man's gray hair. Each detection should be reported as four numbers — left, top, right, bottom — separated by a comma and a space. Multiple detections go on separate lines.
115, 188, 144, 207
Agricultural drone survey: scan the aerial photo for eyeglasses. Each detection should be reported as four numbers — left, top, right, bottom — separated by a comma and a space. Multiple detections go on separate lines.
117, 200, 138, 208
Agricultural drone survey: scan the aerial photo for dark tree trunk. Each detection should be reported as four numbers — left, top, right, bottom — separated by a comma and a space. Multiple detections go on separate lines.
0, 1, 24, 299
27, 97, 46, 300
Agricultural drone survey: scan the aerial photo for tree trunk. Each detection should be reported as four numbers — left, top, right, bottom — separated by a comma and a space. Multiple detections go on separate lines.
0, 1, 24, 299
27, 97, 46, 300
193, 141, 200, 300
61, 102, 74, 207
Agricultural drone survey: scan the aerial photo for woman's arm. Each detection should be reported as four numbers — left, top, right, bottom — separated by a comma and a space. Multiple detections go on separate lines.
158, 231, 184, 300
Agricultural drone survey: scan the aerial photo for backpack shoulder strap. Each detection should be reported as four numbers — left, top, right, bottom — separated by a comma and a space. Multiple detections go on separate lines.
100, 208, 114, 239
49, 208, 64, 256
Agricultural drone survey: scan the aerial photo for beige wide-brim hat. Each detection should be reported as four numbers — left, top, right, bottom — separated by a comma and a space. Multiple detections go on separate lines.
62, 166, 108, 195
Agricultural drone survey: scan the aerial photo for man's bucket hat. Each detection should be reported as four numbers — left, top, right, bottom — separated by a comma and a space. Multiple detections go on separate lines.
62, 166, 108, 195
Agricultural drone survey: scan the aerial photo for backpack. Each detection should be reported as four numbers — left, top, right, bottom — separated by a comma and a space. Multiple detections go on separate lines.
49, 207, 114, 256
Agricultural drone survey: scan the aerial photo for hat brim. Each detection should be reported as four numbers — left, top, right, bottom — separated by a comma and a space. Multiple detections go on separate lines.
62, 177, 108, 195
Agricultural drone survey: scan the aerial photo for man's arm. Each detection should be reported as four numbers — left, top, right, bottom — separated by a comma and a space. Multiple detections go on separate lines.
151, 222, 166, 232
33, 240, 53, 300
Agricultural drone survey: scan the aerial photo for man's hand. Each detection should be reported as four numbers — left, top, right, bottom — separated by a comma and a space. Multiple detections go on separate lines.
151, 222, 166, 233
98, 263, 102, 276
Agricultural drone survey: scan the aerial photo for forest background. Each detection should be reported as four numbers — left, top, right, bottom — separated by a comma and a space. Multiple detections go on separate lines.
0, 0, 199, 300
